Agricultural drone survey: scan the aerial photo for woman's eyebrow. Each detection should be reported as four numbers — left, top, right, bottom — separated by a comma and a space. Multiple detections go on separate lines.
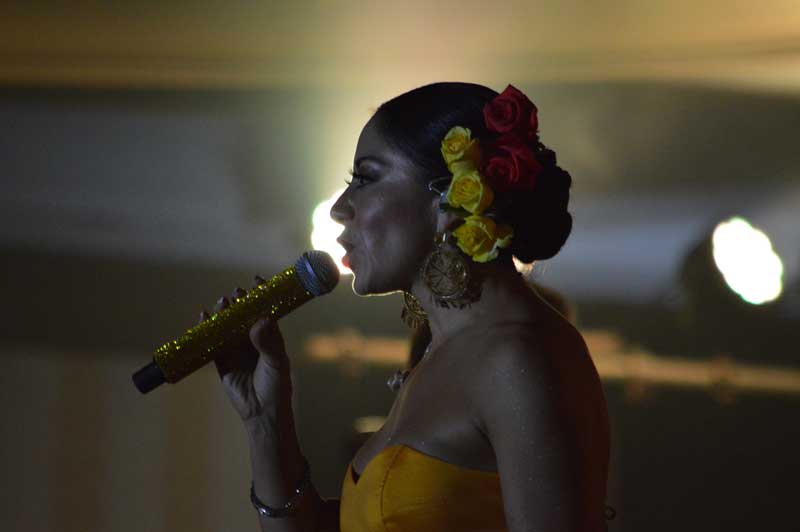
354, 155, 390, 169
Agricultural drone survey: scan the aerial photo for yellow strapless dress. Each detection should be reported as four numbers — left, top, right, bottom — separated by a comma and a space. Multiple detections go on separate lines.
339, 443, 508, 532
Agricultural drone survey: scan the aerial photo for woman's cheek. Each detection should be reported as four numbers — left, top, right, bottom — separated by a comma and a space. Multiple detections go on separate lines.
358, 203, 388, 255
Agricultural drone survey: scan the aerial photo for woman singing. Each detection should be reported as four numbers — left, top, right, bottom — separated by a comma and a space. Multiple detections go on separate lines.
201, 82, 611, 532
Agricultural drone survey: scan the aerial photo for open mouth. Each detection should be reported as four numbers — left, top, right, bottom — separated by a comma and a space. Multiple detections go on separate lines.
337, 237, 355, 269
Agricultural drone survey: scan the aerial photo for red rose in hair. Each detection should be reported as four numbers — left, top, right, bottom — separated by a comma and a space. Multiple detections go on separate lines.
483, 84, 538, 136
480, 134, 542, 193
481, 156, 516, 194
525, 109, 540, 146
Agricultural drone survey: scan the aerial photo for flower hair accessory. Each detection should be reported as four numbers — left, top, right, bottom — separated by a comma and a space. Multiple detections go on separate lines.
438, 84, 543, 263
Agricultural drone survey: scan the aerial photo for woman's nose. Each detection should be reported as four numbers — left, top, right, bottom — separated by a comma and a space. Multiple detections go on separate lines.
329, 190, 354, 224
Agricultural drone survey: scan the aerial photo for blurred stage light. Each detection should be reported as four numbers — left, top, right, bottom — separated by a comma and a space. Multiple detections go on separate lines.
304, 329, 800, 397
311, 187, 352, 275
711, 216, 784, 304
680, 214, 786, 323
354, 416, 387, 434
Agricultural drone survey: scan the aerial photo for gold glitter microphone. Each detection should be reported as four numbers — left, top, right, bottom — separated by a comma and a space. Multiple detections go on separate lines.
132, 250, 339, 394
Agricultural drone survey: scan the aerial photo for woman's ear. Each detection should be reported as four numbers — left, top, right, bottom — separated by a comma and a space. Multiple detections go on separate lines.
435, 208, 464, 235
429, 189, 464, 235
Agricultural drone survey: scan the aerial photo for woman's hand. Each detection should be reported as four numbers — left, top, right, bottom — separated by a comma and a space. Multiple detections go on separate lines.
199, 275, 293, 423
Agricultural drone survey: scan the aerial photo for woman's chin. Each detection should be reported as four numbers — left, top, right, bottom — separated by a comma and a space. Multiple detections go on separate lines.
351, 275, 406, 298
349, 271, 369, 296
349, 276, 362, 295
350, 270, 386, 297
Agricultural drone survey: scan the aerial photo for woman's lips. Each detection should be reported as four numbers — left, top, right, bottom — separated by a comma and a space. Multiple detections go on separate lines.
339, 239, 355, 269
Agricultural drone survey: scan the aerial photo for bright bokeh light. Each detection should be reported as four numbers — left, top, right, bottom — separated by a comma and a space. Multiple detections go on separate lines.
311, 188, 351, 275
512, 256, 534, 275
711, 216, 783, 304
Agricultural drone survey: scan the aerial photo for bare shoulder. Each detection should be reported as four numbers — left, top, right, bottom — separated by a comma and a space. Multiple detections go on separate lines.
467, 317, 601, 433
475, 317, 588, 382
465, 318, 610, 528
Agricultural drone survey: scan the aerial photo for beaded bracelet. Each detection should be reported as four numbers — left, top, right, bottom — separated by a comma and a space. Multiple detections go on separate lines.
250, 456, 311, 518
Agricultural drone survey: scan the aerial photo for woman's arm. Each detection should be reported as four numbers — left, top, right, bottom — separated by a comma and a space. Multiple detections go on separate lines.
246, 416, 333, 532
475, 341, 581, 532
206, 289, 342, 531
246, 417, 314, 532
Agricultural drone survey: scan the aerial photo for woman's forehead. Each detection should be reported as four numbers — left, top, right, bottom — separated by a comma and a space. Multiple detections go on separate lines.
353, 117, 419, 177
354, 120, 391, 167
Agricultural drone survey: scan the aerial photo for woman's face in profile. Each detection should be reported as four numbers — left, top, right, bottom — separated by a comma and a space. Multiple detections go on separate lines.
330, 116, 436, 296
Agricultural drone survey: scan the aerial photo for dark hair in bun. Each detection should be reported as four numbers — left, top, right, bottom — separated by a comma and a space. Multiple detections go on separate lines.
373, 81, 572, 263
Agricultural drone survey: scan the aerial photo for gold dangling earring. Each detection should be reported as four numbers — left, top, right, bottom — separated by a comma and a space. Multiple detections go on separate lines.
421, 231, 481, 309
401, 291, 428, 329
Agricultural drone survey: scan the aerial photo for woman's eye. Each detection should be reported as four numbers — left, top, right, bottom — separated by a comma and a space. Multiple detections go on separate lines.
344, 168, 373, 187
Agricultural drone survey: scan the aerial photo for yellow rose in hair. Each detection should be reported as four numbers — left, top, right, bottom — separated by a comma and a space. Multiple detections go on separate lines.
446, 169, 494, 215
441, 126, 480, 172
453, 214, 514, 263
448, 158, 478, 176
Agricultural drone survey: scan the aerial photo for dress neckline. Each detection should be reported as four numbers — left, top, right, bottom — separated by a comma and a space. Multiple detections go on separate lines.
348, 443, 499, 487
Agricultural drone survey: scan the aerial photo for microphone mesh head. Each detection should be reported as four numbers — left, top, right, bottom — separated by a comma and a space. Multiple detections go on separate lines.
295, 250, 340, 296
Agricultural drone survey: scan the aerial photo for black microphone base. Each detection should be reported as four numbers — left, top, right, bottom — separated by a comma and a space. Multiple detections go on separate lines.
132, 360, 167, 394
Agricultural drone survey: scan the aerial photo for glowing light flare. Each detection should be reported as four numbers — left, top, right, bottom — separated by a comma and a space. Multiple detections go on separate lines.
311, 188, 351, 275
512, 256, 534, 275
711, 216, 783, 304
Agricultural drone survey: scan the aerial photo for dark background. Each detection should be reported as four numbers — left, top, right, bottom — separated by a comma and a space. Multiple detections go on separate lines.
2, 3, 799, 531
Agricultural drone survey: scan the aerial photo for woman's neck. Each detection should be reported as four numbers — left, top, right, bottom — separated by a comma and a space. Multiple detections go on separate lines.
410, 263, 541, 352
